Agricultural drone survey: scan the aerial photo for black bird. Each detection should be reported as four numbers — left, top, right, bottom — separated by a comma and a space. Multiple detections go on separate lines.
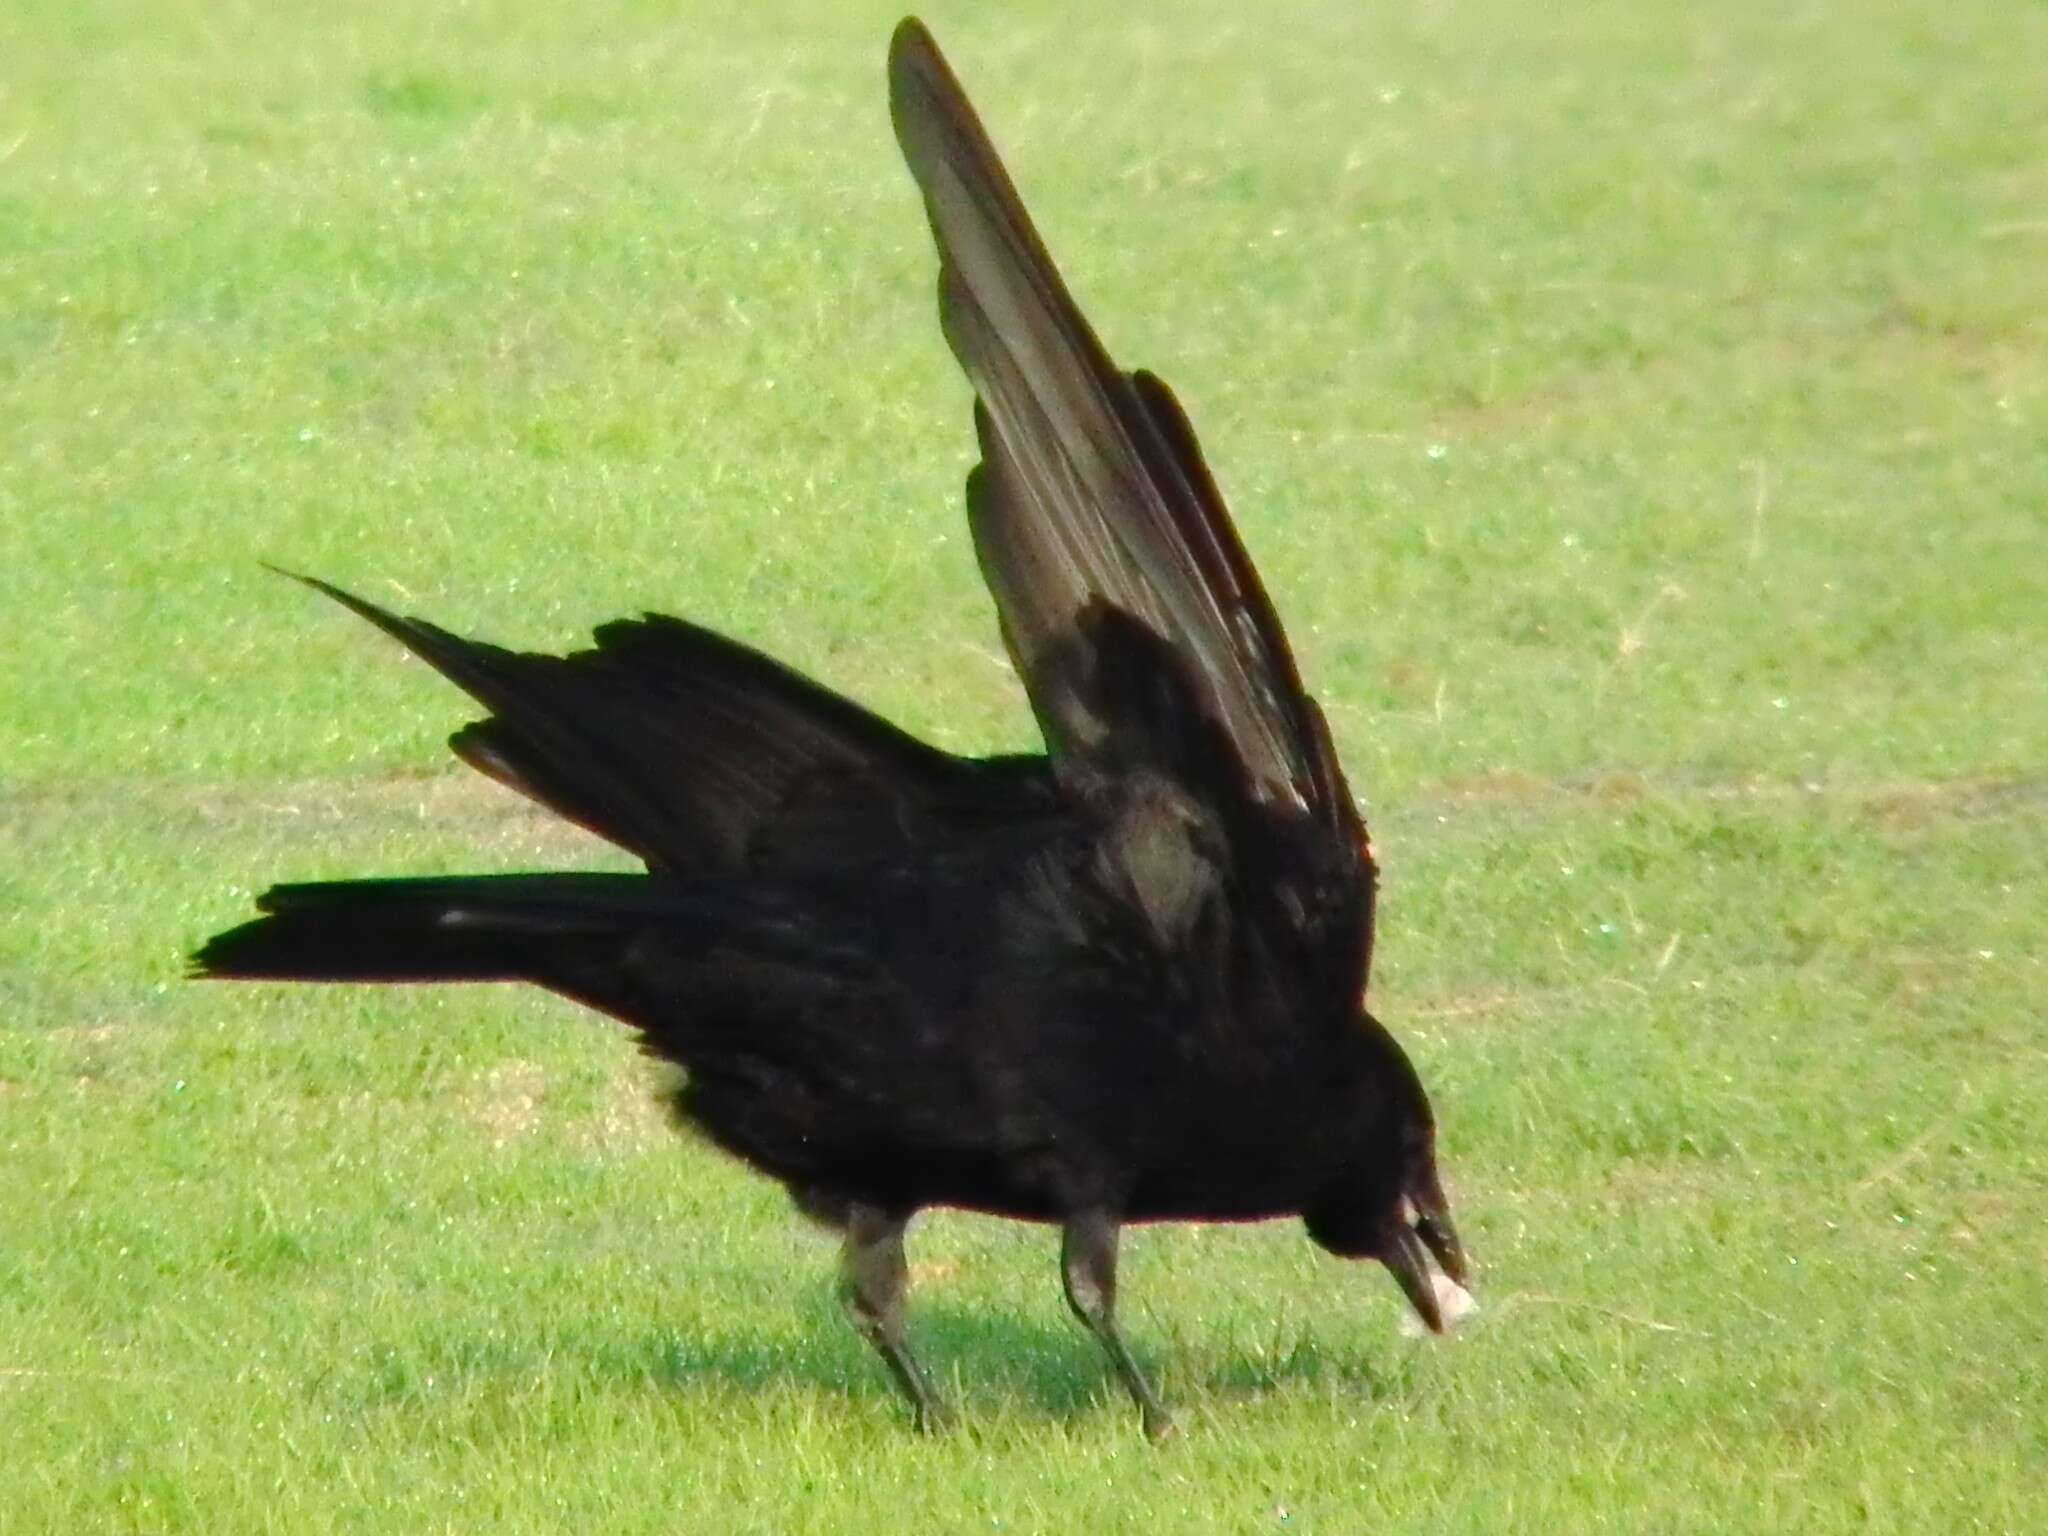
195, 18, 1470, 1439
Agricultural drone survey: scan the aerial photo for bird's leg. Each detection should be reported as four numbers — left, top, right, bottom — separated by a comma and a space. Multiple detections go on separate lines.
1060, 1209, 1177, 1442
837, 1204, 950, 1432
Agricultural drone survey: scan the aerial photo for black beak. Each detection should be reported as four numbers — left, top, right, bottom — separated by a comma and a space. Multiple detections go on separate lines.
1406, 1161, 1469, 1285
1380, 1173, 1471, 1333
1380, 1219, 1445, 1333
1413, 1204, 1468, 1288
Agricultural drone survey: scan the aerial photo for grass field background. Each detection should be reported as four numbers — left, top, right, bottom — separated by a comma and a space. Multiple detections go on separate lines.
3, 0, 2044, 1530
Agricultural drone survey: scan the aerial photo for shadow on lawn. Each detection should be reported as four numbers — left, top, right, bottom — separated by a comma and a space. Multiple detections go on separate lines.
607, 1302, 1411, 1422
339, 1301, 1410, 1426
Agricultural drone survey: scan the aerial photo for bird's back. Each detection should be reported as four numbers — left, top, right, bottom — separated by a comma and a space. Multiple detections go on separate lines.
543, 778, 1351, 1226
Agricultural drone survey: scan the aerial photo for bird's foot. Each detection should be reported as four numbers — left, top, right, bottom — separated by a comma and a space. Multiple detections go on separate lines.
1141, 1405, 1179, 1444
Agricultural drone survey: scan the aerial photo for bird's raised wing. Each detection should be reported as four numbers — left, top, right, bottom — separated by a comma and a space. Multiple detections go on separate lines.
888, 20, 1374, 977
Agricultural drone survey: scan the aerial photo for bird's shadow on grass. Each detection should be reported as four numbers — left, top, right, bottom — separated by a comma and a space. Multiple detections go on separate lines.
336, 1296, 1410, 1430
598, 1302, 1409, 1425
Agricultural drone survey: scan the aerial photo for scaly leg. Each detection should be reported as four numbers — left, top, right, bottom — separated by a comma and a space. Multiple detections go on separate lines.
838, 1204, 949, 1432
1061, 1209, 1177, 1442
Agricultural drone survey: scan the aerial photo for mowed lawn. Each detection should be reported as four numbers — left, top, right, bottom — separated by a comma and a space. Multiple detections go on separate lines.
3, 0, 2043, 1530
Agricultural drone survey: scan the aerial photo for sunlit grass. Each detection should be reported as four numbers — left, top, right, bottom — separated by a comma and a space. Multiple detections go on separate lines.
2, 1, 2043, 1530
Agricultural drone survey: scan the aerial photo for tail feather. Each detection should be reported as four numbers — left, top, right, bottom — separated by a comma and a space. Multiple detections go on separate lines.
190, 874, 660, 985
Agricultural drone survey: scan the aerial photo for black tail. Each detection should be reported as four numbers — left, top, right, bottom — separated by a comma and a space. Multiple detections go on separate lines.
191, 874, 661, 985
275, 572, 1052, 877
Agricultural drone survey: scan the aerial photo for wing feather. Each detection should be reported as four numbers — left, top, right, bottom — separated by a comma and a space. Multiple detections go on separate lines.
889, 19, 1376, 993
889, 20, 1339, 822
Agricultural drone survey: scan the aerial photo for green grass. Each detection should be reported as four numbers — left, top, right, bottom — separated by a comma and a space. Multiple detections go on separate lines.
3, 0, 2044, 1529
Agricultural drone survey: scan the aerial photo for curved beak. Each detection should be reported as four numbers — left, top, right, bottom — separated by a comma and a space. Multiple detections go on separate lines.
1381, 1175, 1472, 1334
1413, 1204, 1468, 1288
1380, 1218, 1446, 1332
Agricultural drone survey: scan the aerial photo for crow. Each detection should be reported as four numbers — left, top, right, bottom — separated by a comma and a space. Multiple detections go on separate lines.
194, 17, 1470, 1440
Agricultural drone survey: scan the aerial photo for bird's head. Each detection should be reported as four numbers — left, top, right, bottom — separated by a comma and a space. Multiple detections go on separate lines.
1305, 1016, 1473, 1334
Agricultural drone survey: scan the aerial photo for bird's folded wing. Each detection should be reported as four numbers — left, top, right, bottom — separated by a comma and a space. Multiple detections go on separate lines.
280, 574, 1054, 876
887, 19, 1347, 829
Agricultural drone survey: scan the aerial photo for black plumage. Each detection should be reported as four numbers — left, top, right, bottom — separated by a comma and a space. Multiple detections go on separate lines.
195, 18, 1468, 1438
